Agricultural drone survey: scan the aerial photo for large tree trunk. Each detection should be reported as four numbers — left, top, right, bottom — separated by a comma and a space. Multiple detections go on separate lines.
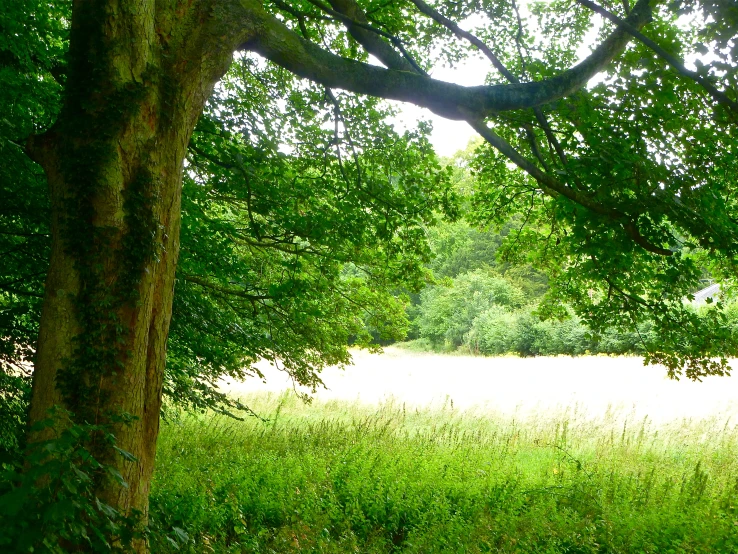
28, 125, 182, 517
25, 1, 242, 549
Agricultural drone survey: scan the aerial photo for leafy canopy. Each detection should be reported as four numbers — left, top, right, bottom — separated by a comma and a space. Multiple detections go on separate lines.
0, 0, 456, 424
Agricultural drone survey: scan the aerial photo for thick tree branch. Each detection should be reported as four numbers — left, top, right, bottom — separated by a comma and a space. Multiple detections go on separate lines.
277, 0, 667, 253
230, 0, 669, 254
236, 0, 652, 119
409, 0, 569, 167
269, 0, 332, 23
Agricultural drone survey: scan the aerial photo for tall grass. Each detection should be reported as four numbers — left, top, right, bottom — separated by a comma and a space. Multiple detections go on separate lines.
150, 393, 738, 553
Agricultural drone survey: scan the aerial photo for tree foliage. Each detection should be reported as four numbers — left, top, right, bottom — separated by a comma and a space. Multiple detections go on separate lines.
0, 0, 734, 459
0, 0, 65, 458
166, 62, 455, 411
0, 2, 456, 421
1, 0, 733, 394
415, 269, 526, 347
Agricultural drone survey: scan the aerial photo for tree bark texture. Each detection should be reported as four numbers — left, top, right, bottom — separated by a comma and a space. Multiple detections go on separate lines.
26, 0, 246, 543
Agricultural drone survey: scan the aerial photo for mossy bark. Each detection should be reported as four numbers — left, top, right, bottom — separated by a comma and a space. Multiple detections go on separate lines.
26, 2, 243, 549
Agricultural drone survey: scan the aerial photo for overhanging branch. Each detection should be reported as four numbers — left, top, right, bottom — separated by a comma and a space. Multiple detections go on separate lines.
468, 119, 673, 256
236, 0, 652, 119
229, 0, 671, 255
182, 274, 271, 300
409, 0, 569, 167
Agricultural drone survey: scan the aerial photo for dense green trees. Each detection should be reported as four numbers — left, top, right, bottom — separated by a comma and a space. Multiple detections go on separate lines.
415, 270, 525, 347
408, 217, 655, 356
1, 0, 737, 550
406, 149, 737, 358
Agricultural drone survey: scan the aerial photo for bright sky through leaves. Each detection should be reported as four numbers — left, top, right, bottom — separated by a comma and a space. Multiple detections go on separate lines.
388, 57, 486, 157
386, 6, 611, 157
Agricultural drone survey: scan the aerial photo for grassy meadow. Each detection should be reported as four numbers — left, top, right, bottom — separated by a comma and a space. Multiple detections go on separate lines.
150, 392, 738, 553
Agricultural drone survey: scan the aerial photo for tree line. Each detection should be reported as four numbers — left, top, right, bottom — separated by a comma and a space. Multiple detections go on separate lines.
403, 217, 737, 357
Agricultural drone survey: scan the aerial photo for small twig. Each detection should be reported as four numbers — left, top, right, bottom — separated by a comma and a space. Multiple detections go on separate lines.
0, 287, 44, 298
182, 274, 271, 301
0, 230, 50, 237
511, 0, 531, 81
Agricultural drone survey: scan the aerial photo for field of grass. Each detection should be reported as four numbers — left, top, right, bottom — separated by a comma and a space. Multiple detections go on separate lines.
150, 393, 738, 553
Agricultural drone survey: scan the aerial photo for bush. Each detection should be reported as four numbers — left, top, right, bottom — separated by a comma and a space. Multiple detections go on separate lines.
467, 308, 594, 357
0, 410, 146, 553
597, 326, 649, 355
415, 270, 524, 349
538, 315, 593, 356
466, 307, 517, 355
462, 306, 664, 357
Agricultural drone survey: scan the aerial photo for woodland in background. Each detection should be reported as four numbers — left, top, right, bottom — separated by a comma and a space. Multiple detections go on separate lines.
401, 146, 738, 357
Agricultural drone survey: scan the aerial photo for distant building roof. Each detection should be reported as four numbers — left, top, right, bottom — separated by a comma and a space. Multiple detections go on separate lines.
691, 283, 721, 306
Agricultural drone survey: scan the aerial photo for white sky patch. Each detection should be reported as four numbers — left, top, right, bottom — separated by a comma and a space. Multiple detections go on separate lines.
383, 6, 607, 158
387, 55, 491, 158
367, 13, 490, 158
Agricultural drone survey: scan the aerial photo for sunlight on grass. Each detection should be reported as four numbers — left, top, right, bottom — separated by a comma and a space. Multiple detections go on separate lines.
223, 349, 738, 423
151, 392, 738, 553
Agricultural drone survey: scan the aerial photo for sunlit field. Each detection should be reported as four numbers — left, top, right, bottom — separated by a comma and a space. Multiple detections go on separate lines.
150, 351, 738, 553
221, 347, 738, 423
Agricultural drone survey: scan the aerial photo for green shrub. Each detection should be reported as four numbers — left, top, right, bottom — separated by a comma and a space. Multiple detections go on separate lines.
597, 326, 649, 355
0, 369, 30, 466
537, 315, 593, 356
466, 307, 517, 355
416, 270, 524, 348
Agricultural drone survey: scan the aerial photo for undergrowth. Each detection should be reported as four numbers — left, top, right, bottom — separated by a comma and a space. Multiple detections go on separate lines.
150, 393, 738, 553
